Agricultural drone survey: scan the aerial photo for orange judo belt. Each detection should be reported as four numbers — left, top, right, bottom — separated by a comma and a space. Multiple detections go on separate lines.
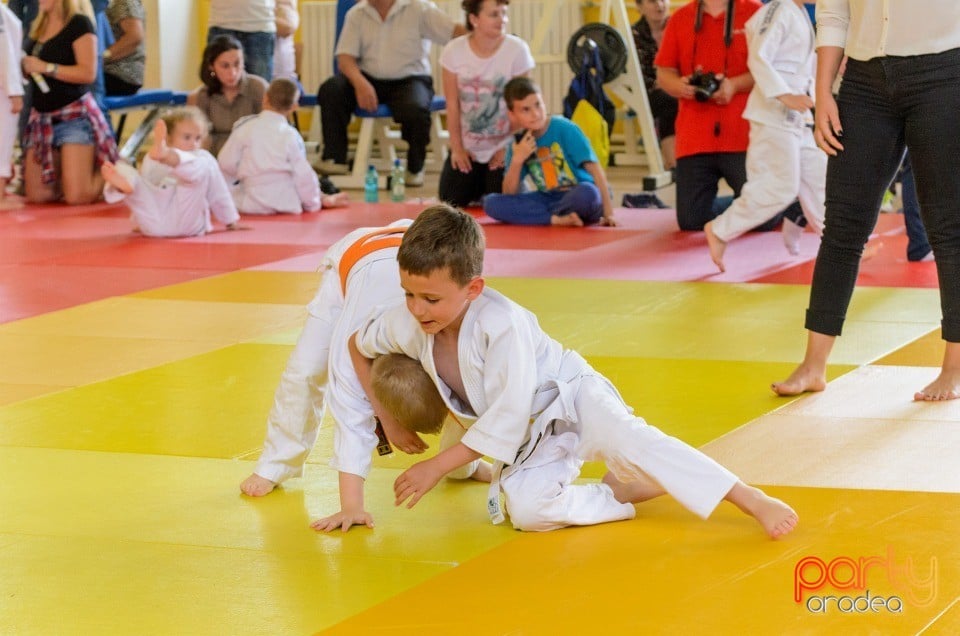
337, 226, 405, 294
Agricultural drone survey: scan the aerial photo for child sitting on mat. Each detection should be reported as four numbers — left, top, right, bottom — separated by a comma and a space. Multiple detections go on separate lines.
101, 106, 240, 237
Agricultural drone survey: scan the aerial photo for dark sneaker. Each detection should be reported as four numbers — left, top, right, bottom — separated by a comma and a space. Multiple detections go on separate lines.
319, 176, 340, 195
622, 193, 668, 209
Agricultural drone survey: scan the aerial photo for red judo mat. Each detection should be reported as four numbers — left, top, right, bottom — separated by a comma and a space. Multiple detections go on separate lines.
0, 197, 936, 324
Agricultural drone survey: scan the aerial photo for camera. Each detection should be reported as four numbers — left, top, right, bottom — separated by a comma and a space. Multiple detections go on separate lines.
689, 70, 720, 102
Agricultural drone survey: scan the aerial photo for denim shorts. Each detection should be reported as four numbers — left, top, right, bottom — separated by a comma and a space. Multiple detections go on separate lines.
52, 117, 95, 147
26, 117, 96, 149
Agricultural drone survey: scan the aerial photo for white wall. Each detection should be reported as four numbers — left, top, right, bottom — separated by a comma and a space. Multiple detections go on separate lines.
143, 0, 199, 91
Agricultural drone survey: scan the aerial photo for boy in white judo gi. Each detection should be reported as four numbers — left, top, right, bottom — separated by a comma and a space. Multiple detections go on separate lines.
241, 220, 490, 503
0, 4, 24, 198
704, 0, 826, 272
218, 77, 348, 215
101, 107, 241, 237
348, 204, 799, 538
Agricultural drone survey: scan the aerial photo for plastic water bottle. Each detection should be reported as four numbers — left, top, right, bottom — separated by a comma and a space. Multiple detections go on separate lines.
364, 165, 378, 203
390, 159, 405, 202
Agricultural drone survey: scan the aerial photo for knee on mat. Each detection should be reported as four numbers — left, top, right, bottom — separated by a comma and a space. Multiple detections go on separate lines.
505, 487, 567, 532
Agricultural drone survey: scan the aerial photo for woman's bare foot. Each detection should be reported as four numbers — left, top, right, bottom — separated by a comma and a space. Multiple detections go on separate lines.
704, 221, 727, 273
771, 363, 827, 396
914, 372, 960, 401
240, 473, 277, 497
101, 161, 134, 194
602, 471, 665, 504
726, 482, 798, 539
149, 119, 168, 161
550, 212, 584, 227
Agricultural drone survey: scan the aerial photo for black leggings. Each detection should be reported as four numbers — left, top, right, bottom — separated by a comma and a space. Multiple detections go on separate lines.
806, 48, 960, 341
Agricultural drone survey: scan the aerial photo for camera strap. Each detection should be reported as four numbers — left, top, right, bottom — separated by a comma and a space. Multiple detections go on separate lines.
692, 0, 734, 78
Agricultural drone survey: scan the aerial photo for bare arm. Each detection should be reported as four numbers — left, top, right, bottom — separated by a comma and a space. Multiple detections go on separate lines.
656, 67, 696, 100
22, 32, 98, 85
584, 161, 616, 226
442, 67, 471, 172
105, 17, 144, 61
813, 46, 845, 155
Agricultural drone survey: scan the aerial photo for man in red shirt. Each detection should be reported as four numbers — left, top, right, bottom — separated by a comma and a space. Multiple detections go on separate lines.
655, 0, 797, 231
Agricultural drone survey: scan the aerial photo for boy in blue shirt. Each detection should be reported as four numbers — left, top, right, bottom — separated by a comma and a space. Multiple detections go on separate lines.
483, 77, 617, 227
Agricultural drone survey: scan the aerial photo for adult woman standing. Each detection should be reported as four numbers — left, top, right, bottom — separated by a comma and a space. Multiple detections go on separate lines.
772, 0, 960, 401
102, 0, 144, 96
632, 0, 676, 169
438, 0, 534, 208
20, 0, 117, 204
187, 34, 267, 157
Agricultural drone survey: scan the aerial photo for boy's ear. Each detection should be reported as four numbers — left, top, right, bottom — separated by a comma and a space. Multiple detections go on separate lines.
466, 276, 485, 300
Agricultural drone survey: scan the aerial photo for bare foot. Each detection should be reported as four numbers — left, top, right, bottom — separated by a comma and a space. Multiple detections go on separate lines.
861, 240, 884, 261
602, 471, 665, 504
704, 221, 727, 273
101, 161, 134, 194
726, 482, 798, 539
149, 119, 168, 161
321, 192, 350, 209
771, 363, 827, 396
782, 217, 803, 256
240, 473, 276, 497
550, 212, 584, 227
914, 373, 960, 401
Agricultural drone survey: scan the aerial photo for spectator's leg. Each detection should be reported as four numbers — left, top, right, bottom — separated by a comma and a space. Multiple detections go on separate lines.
675, 154, 721, 231
239, 30, 276, 81
550, 183, 603, 225
902, 49, 960, 342
317, 74, 357, 165
899, 153, 932, 261
806, 57, 904, 338
23, 147, 60, 203
380, 76, 433, 174
438, 155, 484, 208
484, 191, 558, 225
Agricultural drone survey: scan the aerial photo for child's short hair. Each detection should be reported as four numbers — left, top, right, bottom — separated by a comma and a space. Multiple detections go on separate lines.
398, 205, 485, 286
370, 354, 447, 435
266, 77, 300, 111
503, 76, 541, 110
160, 106, 211, 139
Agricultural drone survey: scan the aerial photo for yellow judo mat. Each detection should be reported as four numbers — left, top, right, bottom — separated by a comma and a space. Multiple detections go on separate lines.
1, 270, 958, 634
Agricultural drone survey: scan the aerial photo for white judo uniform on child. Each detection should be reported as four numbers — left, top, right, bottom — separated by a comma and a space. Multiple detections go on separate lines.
253, 220, 429, 485
103, 149, 240, 237
218, 111, 321, 215
709, 0, 826, 247
0, 5, 24, 188
356, 287, 739, 532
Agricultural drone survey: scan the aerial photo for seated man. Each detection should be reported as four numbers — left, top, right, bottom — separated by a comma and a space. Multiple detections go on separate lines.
316, 0, 465, 186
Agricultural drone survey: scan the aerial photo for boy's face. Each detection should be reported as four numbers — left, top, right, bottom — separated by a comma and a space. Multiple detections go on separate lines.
508, 92, 549, 135
169, 119, 205, 152
400, 267, 484, 336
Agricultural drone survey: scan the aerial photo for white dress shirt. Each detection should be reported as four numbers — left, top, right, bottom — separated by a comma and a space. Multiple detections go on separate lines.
816, 0, 960, 60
